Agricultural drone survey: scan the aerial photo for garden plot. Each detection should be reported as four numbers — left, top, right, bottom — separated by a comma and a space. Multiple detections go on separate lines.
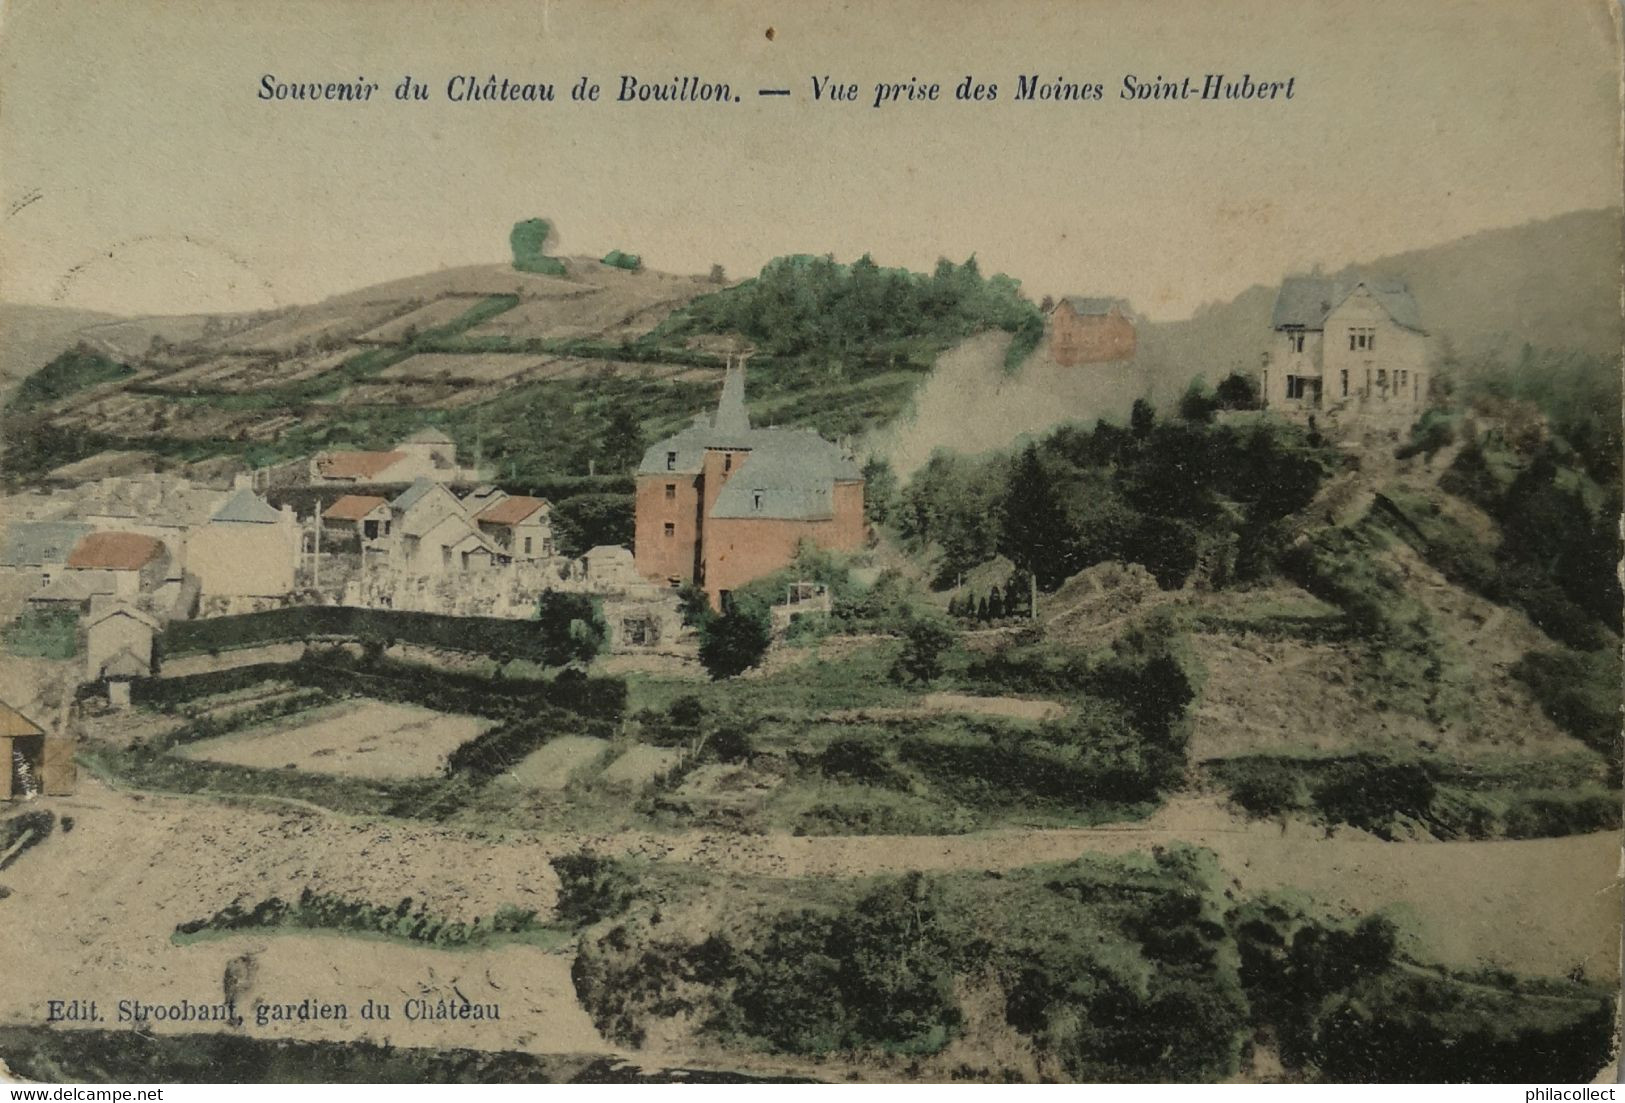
358, 297, 487, 342
463, 272, 713, 343
506, 735, 609, 790
175, 700, 491, 779
378, 351, 548, 383
212, 348, 361, 391
216, 301, 409, 352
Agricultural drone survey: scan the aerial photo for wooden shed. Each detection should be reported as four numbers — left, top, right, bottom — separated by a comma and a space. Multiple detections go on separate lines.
0, 700, 73, 799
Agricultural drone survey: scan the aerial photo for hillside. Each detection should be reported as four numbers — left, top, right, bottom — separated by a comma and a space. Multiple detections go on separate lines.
1, 209, 1619, 489
1134, 208, 1624, 385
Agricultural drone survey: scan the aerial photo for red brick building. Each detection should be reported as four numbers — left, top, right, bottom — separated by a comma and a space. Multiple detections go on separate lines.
634, 362, 865, 609
1046, 296, 1137, 365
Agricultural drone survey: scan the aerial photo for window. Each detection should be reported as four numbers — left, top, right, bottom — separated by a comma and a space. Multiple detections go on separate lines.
1349, 327, 1375, 351
1288, 331, 1304, 353
524, 536, 532, 555
441, 546, 452, 568
665, 451, 677, 471
663, 522, 675, 538
752, 489, 764, 511
1376, 369, 1388, 393
665, 483, 676, 501
1285, 375, 1303, 399
542, 539, 553, 556
1340, 369, 1349, 397
723, 453, 733, 472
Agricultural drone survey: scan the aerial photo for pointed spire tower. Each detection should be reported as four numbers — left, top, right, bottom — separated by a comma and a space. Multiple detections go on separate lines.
712, 353, 751, 437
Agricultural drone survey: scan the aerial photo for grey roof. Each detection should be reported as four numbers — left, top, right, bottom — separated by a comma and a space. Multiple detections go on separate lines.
402, 427, 455, 445
638, 364, 861, 521
0, 521, 90, 567
390, 476, 443, 512
711, 435, 862, 520
100, 648, 151, 679
30, 569, 117, 602
1055, 296, 1131, 317
1271, 277, 1424, 333
211, 488, 283, 525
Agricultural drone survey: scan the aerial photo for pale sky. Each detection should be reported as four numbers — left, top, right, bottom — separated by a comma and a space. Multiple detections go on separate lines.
0, 0, 1619, 320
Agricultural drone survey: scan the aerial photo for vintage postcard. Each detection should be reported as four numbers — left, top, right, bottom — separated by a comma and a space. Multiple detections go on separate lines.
0, 0, 1621, 1088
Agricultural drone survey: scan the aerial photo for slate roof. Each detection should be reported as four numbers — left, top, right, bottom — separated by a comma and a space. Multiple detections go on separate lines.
476, 495, 549, 526
211, 488, 283, 524
324, 494, 390, 522
390, 477, 450, 513
711, 445, 859, 520
0, 521, 91, 567
0, 700, 45, 738
99, 648, 151, 680
638, 364, 861, 523
1270, 277, 1424, 333
86, 602, 162, 631
316, 450, 407, 480
30, 569, 117, 602
66, 532, 164, 571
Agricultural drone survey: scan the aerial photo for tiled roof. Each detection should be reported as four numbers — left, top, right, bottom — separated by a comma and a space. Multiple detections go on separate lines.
316, 450, 407, 480
323, 494, 390, 522
1271, 277, 1424, 333
212, 488, 283, 524
66, 532, 165, 571
0, 521, 91, 567
476, 495, 549, 526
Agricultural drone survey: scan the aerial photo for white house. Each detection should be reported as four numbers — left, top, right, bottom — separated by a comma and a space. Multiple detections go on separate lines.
389, 478, 504, 574
188, 488, 301, 599
1262, 277, 1429, 419
473, 495, 553, 560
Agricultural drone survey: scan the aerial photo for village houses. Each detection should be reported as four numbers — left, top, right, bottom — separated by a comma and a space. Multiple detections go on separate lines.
310, 427, 486, 486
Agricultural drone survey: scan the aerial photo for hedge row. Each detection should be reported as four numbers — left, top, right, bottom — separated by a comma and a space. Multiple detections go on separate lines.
161, 606, 576, 663
131, 649, 626, 724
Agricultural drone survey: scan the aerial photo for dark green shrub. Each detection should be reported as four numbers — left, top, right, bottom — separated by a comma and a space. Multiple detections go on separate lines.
698, 607, 772, 679
550, 851, 639, 928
